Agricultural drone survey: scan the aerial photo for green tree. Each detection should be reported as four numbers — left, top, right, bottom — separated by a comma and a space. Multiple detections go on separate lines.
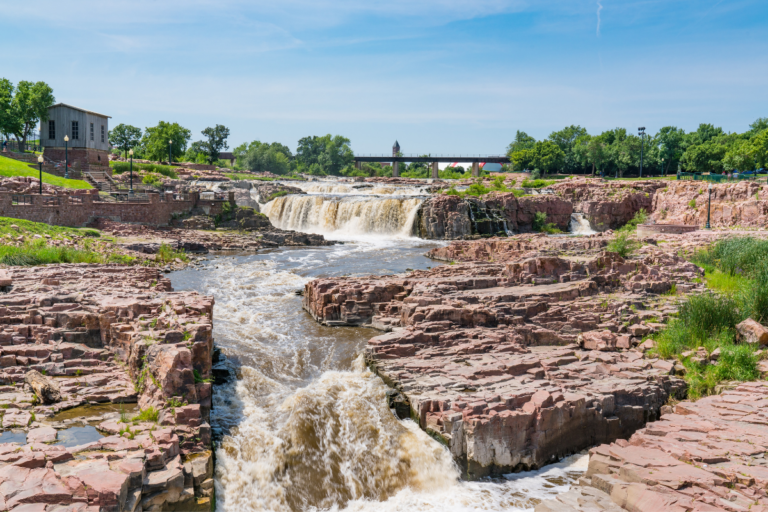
681, 141, 728, 173
531, 141, 565, 175
657, 126, 686, 175
747, 118, 768, 138
141, 121, 191, 162
510, 149, 535, 171
722, 139, 755, 171
109, 124, 142, 158
184, 141, 208, 164
243, 141, 292, 175
686, 123, 724, 146
0, 79, 18, 138
199, 124, 230, 164
506, 130, 536, 156
296, 134, 353, 175
10, 81, 54, 149
751, 129, 768, 169
548, 125, 588, 173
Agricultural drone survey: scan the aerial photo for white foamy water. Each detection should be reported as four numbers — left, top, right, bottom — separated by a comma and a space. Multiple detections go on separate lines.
262, 194, 424, 239
170, 242, 587, 512
569, 213, 596, 235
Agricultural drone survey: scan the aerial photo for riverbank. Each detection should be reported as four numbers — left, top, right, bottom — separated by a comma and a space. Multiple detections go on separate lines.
302, 229, 768, 490
0, 265, 215, 510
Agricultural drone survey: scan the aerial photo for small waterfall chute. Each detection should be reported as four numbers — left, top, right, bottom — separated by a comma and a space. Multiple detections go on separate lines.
570, 213, 596, 235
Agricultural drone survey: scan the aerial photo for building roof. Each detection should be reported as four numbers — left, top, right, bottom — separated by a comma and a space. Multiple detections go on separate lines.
219, 152, 235, 160
393, 140, 400, 148
49, 103, 111, 119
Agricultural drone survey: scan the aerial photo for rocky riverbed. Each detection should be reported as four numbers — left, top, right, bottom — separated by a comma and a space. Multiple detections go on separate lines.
0, 265, 215, 511
301, 228, 768, 509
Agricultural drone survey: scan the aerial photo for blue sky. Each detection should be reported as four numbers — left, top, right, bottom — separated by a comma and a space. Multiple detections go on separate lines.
3, 0, 767, 154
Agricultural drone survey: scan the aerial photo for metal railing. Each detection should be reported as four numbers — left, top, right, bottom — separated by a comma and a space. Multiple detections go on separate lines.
1, 138, 42, 153
678, 172, 764, 183
11, 195, 33, 205
41, 197, 60, 206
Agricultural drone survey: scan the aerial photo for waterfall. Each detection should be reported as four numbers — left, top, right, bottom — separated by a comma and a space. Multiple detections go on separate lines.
570, 213, 596, 235
262, 194, 423, 238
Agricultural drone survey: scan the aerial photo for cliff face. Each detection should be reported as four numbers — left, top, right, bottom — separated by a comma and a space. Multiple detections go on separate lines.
548, 179, 664, 231
651, 180, 768, 228
417, 193, 573, 239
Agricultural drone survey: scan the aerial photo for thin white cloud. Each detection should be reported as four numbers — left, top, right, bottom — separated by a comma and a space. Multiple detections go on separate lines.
596, 0, 603, 36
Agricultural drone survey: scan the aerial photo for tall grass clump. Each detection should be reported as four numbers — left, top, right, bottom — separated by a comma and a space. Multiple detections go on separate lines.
155, 243, 189, 264
111, 161, 178, 179
0, 240, 103, 266
521, 179, 555, 189
532, 211, 562, 234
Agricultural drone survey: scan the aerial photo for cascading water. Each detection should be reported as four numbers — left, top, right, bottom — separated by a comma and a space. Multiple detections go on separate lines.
570, 213, 597, 235
170, 243, 588, 512
263, 195, 423, 239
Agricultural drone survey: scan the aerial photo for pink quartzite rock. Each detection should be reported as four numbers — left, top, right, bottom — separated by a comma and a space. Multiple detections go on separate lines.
536, 381, 768, 511
736, 318, 768, 345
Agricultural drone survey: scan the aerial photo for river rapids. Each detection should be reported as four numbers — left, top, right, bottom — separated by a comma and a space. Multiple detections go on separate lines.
170, 182, 588, 511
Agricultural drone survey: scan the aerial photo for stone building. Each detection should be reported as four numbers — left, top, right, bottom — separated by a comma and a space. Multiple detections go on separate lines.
41, 103, 112, 174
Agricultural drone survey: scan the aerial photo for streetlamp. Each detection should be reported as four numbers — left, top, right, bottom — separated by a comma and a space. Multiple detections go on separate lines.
706, 183, 713, 229
38, 155, 44, 195
129, 149, 134, 196
661, 157, 665, 177
168, 140, 172, 165
64, 135, 69, 179
638, 127, 646, 179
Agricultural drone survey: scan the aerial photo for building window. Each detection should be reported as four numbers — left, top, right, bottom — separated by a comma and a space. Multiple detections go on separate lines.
101, 125, 105, 143
48, 120, 55, 140
72, 121, 79, 140
90, 123, 94, 141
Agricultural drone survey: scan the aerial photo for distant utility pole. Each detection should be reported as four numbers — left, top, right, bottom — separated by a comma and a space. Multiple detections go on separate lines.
638, 127, 646, 178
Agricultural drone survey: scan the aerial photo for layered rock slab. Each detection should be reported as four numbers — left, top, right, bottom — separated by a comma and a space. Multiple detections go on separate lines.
536, 381, 768, 512
0, 264, 215, 511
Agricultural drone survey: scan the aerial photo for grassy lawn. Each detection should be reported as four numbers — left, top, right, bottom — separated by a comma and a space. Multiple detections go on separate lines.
0, 155, 92, 189
648, 237, 768, 399
0, 217, 100, 238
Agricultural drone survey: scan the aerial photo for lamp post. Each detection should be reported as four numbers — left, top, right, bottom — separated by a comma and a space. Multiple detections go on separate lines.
638, 127, 646, 179
168, 140, 172, 165
661, 157, 665, 177
64, 135, 69, 179
38, 155, 44, 195
129, 149, 134, 196
706, 183, 713, 229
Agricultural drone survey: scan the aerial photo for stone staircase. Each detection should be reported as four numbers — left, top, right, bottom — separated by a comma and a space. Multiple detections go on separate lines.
85, 170, 119, 192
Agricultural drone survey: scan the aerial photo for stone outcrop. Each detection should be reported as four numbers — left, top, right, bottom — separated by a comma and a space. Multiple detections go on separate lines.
537, 381, 768, 512
0, 264, 215, 510
302, 228, 737, 480
416, 193, 574, 239
548, 179, 664, 231
652, 180, 768, 228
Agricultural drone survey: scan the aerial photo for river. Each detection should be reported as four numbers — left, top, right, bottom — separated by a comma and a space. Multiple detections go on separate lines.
169, 185, 587, 511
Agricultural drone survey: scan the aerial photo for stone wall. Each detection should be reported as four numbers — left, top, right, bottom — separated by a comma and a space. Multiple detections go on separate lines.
651, 180, 768, 228
43, 147, 112, 174
0, 190, 231, 227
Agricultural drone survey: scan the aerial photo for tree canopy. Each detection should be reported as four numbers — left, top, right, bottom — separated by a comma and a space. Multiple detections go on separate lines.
199, 124, 230, 164
109, 124, 142, 158
234, 141, 292, 174
141, 121, 191, 162
0, 80, 55, 147
296, 134, 354, 175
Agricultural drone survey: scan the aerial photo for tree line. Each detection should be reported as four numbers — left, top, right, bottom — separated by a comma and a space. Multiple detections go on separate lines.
508, 120, 768, 178
0, 79, 55, 148
110, 122, 230, 164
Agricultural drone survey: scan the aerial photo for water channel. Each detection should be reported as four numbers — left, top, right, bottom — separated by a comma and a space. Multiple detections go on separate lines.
169, 184, 587, 511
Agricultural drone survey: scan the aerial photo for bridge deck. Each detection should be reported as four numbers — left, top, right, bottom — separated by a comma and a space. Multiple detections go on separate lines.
354, 156, 509, 163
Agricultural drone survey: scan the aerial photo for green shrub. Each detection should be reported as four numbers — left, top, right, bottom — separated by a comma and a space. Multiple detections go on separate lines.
266, 190, 289, 202
142, 173, 162, 186
607, 230, 639, 257
521, 179, 555, 189
621, 209, 648, 232
532, 211, 548, 232
155, 243, 188, 264
132, 406, 159, 423
112, 161, 178, 179
688, 198, 697, 209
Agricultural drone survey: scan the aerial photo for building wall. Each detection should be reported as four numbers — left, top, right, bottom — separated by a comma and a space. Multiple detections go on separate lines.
0, 191, 231, 227
41, 105, 109, 151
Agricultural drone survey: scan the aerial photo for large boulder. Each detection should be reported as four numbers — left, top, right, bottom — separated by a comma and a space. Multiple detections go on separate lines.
736, 318, 768, 345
